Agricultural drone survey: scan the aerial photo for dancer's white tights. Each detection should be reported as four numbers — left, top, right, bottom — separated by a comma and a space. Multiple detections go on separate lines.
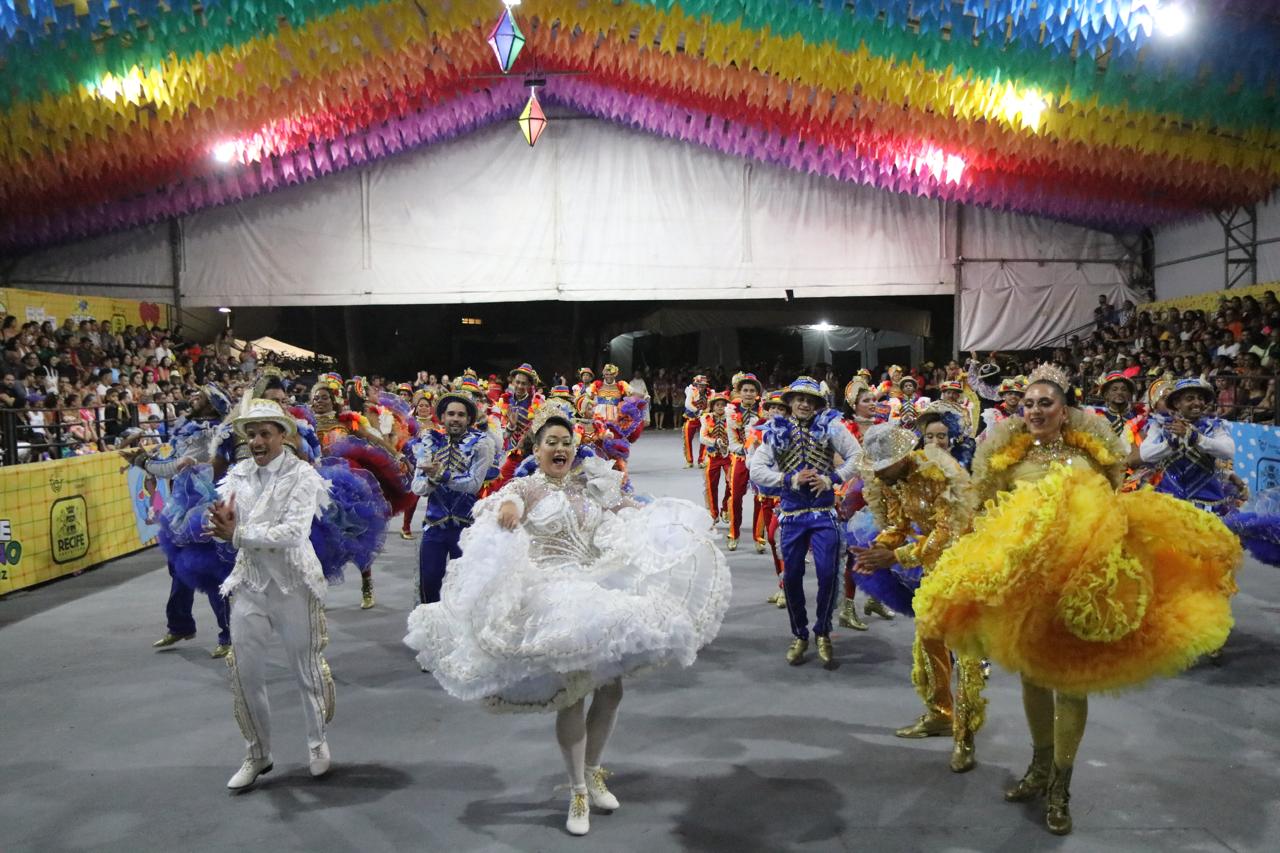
555, 679, 624, 788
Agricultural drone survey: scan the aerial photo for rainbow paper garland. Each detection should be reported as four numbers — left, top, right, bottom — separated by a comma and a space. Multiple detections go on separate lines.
1, 0, 1278, 253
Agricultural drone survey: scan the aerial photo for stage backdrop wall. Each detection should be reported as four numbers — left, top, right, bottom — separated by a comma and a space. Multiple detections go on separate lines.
8, 118, 1131, 349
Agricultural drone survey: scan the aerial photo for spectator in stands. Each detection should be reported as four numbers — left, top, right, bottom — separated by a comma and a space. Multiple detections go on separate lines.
0, 314, 18, 343
1214, 330, 1241, 360
102, 389, 131, 443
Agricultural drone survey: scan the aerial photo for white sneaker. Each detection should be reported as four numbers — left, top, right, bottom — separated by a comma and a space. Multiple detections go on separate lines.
309, 741, 331, 778
566, 789, 590, 836
586, 765, 619, 811
227, 755, 273, 791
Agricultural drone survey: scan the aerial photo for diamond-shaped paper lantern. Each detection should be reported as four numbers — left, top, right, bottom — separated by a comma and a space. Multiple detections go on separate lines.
518, 89, 547, 147
487, 8, 525, 74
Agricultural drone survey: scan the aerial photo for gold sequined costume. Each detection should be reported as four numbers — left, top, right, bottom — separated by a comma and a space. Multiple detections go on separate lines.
863, 444, 985, 768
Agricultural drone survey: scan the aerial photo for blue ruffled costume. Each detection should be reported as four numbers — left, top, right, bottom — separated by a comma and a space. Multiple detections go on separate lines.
843, 509, 922, 617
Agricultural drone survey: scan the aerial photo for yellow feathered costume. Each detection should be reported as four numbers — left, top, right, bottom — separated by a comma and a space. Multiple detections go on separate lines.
914, 409, 1240, 695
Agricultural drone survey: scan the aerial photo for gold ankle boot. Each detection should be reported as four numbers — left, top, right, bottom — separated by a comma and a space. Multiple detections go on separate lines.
949, 732, 976, 773
775, 589, 788, 609
894, 710, 953, 738
754, 540, 766, 554
816, 635, 834, 668
786, 638, 808, 665
152, 632, 195, 648
837, 600, 868, 631
360, 575, 375, 609
1005, 745, 1053, 802
864, 597, 895, 620
727, 537, 738, 552
1045, 764, 1073, 835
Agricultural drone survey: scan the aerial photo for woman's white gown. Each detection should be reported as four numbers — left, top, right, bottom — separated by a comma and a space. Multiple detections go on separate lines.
404, 457, 731, 712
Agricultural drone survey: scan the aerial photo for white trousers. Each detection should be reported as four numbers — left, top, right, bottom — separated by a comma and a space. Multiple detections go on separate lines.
227, 581, 334, 760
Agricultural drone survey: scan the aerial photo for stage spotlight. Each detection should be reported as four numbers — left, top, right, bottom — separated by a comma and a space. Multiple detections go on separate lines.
217, 307, 232, 314
812, 322, 836, 332
1155, 3, 1189, 37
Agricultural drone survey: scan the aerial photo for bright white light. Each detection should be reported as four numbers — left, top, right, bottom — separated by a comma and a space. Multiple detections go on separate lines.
943, 154, 966, 184
121, 74, 143, 102
1000, 88, 1048, 130
217, 307, 232, 314
812, 322, 837, 332
95, 76, 120, 100
1154, 3, 1189, 37
502, 0, 521, 6
212, 142, 237, 164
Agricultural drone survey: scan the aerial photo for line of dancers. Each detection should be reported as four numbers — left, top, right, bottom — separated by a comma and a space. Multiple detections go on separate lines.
125, 360, 1255, 838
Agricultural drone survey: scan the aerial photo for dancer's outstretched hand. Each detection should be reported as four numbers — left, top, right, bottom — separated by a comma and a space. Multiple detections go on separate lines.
497, 501, 521, 530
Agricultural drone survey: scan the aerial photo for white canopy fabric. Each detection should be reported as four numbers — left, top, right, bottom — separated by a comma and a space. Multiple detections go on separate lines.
232, 336, 335, 363
6, 117, 1133, 350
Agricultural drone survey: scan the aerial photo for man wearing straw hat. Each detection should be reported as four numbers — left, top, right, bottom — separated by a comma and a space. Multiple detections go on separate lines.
411, 389, 494, 608
852, 423, 985, 773
749, 377, 862, 668
209, 398, 336, 792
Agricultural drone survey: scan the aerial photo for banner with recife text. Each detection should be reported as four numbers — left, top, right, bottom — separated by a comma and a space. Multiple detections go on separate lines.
0, 452, 160, 595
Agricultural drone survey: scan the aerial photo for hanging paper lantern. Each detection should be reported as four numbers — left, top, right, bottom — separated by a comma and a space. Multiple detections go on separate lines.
518, 88, 547, 147
487, 8, 526, 74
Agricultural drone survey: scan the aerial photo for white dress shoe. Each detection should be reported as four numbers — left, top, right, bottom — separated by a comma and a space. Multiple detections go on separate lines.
586, 765, 619, 811
309, 741, 331, 778
227, 756, 273, 791
566, 789, 590, 836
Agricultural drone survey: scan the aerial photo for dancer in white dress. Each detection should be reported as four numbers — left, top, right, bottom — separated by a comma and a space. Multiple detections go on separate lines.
405, 411, 731, 836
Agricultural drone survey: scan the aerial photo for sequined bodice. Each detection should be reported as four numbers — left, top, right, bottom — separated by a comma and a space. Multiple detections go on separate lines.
524, 475, 606, 568
1008, 439, 1098, 487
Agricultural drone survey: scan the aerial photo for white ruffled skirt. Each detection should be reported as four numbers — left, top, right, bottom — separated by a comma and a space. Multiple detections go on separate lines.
404, 497, 731, 712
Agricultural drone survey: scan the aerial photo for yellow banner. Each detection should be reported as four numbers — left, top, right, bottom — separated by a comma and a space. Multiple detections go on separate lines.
0, 285, 170, 334
0, 452, 165, 595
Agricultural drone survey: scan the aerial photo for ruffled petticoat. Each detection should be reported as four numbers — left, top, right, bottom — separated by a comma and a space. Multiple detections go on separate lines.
914, 463, 1240, 694
405, 497, 731, 712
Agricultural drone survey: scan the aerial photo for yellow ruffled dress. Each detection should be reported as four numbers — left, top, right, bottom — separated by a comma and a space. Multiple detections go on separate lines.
914, 410, 1240, 695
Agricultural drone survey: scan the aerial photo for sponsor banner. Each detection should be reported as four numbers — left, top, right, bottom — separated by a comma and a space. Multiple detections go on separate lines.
0, 452, 160, 595
1229, 421, 1280, 497
0, 286, 168, 334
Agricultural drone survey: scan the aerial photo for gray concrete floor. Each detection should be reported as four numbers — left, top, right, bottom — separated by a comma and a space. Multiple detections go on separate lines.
1, 431, 1278, 853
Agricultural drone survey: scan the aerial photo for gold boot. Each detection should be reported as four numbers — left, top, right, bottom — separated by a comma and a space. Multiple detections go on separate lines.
360, 574, 375, 610
1045, 764, 1073, 835
837, 599, 868, 631
816, 635, 834, 669
211, 643, 232, 659
152, 632, 195, 648
776, 589, 788, 609
950, 732, 976, 773
894, 710, 953, 738
1005, 745, 1053, 802
864, 597, 895, 620
754, 540, 766, 554
765, 590, 780, 606
727, 537, 738, 552
786, 638, 808, 665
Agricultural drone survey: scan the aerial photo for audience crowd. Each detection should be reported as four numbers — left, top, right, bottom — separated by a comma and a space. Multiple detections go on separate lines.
5, 288, 1278, 464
